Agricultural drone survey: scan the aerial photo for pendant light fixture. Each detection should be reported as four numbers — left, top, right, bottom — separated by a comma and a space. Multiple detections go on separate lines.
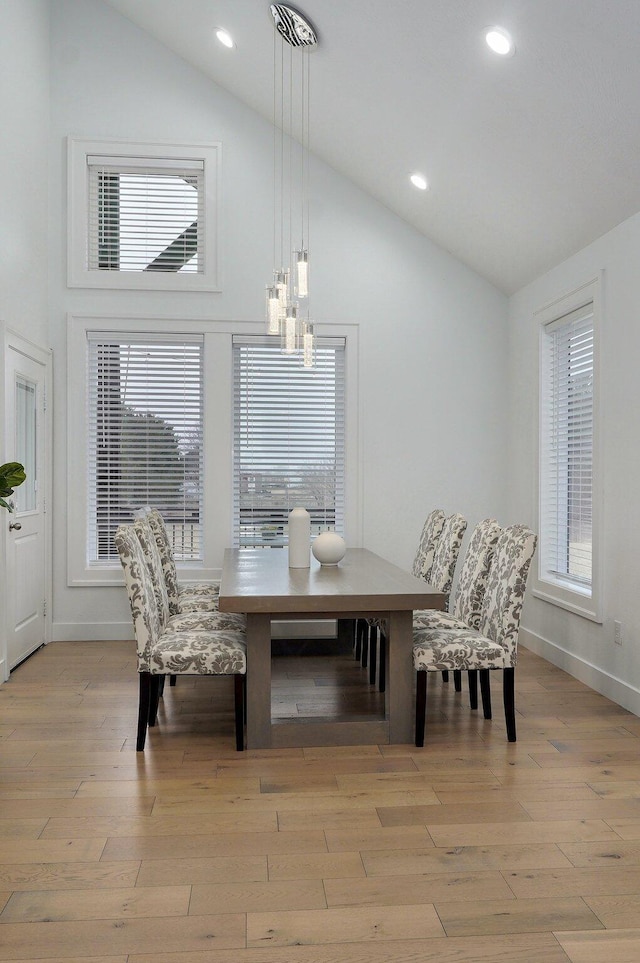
265, 3, 317, 367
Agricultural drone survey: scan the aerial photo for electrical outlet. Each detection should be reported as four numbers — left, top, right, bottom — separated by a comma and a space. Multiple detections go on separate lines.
614, 620, 623, 646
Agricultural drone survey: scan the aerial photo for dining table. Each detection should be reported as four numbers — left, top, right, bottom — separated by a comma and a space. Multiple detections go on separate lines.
218, 547, 447, 749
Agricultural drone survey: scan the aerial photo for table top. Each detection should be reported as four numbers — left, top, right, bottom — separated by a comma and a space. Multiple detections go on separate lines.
219, 547, 446, 615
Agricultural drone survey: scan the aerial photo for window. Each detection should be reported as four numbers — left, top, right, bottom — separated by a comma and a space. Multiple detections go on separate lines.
68, 139, 220, 291
68, 318, 359, 589
536, 278, 601, 620
86, 333, 203, 564
232, 336, 346, 548
88, 156, 203, 274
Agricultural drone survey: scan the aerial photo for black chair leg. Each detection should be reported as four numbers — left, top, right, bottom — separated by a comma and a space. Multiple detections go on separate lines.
368, 625, 378, 685
234, 674, 245, 751
480, 669, 492, 719
441, 670, 449, 682
468, 669, 478, 710
136, 672, 151, 751
503, 667, 516, 742
355, 619, 365, 661
148, 675, 162, 726
453, 670, 462, 692
360, 625, 368, 668
169, 675, 177, 686
378, 628, 386, 693
415, 670, 427, 747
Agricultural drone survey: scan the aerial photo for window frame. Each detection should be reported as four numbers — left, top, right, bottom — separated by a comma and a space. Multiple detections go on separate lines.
534, 275, 603, 622
67, 138, 221, 292
67, 316, 360, 587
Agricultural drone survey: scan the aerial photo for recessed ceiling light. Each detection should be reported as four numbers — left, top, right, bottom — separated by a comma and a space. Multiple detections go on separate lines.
485, 26, 515, 56
216, 28, 235, 49
410, 173, 429, 191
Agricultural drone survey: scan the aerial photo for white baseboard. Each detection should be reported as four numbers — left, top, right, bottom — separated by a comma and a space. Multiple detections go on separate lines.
52, 622, 134, 641
521, 626, 640, 717
52, 618, 338, 643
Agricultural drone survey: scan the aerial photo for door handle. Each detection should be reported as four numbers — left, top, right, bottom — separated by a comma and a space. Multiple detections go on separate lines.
9, 521, 22, 531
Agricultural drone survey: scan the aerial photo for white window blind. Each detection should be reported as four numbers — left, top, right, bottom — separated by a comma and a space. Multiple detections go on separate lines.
540, 303, 594, 592
87, 155, 204, 274
232, 336, 346, 548
87, 333, 204, 563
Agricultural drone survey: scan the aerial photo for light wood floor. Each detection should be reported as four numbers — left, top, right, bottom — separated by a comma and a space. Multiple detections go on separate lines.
2, 640, 640, 962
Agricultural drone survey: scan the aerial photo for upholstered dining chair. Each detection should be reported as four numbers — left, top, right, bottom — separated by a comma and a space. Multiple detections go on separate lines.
115, 524, 247, 751
371, 511, 466, 692
355, 507, 446, 671
133, 516, 246, 633
414, 517, 501, 699
145, 508, 220, 615
411, 508, 447, 580
134, 514, 246, 689
413, 524, 537, 746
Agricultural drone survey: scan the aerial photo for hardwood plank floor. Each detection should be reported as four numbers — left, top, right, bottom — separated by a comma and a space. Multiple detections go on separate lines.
1, 639, 640, 961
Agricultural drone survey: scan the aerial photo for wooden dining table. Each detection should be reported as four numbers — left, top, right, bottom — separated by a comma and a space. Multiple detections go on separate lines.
218, 547, 447, 748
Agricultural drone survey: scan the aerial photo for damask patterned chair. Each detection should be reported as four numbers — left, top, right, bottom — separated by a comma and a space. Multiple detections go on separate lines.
414, 517, 501, 698
372, 511, 467, 691
134, 515, 245, 688
413, 524, 537, 746
115, 525, 247, 752
145, 508, 220, 615
357, 508, 446, 684
411, 508, 447, 580
133, 517, 246, 634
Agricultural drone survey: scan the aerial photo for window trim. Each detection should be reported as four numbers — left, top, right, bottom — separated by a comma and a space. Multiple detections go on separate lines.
67, 138, 221, 292
533, 274, 603, 622
67, 316, 360, 587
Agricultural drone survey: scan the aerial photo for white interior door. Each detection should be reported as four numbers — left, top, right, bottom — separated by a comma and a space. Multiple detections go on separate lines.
4, 341, 49, 671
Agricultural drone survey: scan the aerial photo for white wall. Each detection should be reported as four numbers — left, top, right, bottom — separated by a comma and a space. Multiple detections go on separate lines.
49, 0, 509, 639
509, 211, 640, 713
0, 0, 50, 347
0, 1, 50, 678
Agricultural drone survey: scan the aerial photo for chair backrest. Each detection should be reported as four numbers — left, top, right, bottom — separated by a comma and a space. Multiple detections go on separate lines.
451, 518, 502, 628
478, 524, 538, 665
114, 524, 161, 670
133, 515, 170, 628
429, 512, 468, 595
146, 508, 181, 615
412, 508, 446, 580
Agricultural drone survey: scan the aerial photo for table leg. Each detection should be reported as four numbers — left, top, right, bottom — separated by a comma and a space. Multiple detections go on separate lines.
246, 613, 272, 749
387, 610, 413, 744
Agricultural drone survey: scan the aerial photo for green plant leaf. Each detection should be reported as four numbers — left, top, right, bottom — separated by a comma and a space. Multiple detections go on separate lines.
0, 462, 26, 488
0, 462, 25, 510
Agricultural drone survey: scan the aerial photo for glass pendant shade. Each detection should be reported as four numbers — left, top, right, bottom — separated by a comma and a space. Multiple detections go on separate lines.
275, 271, 289, 316
266, 285, 281, 334
302, 321, 315, 368
295, 250, 309, 299
283, 304, 298, 355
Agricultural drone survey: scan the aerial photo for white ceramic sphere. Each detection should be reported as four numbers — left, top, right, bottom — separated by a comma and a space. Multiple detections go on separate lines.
312, 532, 346, 565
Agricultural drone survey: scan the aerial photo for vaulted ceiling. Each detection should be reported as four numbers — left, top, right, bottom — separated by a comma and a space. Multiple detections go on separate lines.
103, 0, 640, 294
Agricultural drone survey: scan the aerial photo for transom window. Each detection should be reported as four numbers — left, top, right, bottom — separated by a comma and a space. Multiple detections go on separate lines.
67, 139, 220, 291
88, 156, 203, 274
